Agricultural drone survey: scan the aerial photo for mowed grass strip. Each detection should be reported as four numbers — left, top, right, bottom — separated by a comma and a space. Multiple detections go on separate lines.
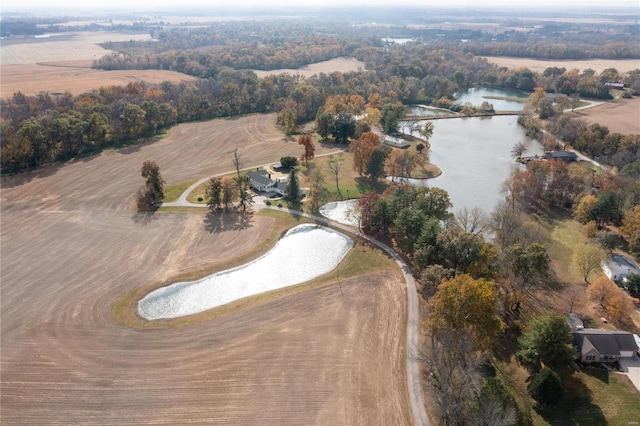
112, 208, 394, 329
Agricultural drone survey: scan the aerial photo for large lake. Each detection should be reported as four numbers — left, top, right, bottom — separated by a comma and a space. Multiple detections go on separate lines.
399, 115, 543, 213
454, 87, 529, 111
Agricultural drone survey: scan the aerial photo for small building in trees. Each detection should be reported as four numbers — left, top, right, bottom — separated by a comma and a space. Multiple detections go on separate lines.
543, 151, 578, 163
383, 135, 410, 148
572, 329, 638, 363
566, 313, 584, 331
601, 253, 640, 283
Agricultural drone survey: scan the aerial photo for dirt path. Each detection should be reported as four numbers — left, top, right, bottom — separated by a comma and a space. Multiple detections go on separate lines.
1, 113, 412, 425
261, 206, 430, 425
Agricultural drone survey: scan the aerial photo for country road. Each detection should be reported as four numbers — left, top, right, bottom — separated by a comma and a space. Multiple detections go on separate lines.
163, 186, 431, 426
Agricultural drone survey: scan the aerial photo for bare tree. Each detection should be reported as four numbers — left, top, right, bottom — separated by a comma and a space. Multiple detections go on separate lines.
454, 207, 487, 235
327, 154, 344, 200
232, 146, 241, 179
510, 141, 528, 159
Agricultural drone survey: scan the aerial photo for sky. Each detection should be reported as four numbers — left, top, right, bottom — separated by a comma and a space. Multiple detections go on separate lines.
2, 0, 639, 12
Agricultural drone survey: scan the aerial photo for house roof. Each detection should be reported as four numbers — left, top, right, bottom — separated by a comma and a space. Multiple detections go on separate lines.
573, 329, 638, 356
605, 253, 640, 274
246, 170, 273, 187
545, 151, 577, 159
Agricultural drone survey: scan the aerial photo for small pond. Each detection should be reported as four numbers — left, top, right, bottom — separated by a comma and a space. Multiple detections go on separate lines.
407, 105, 454, 117
319, 199, 360, 226
454, 87, 530, 111
138, 224, 354, 320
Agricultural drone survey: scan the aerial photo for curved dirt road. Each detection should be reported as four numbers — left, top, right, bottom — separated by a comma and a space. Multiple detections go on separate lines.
255, 206, 430, 426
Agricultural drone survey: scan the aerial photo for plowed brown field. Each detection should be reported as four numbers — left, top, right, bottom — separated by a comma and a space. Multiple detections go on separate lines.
0, 113, 411, 425
569, 97, 640, 135
1, 62, 198, 98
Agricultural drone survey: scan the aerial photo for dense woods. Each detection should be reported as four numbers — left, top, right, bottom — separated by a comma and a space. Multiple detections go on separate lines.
3, 15, 639, 174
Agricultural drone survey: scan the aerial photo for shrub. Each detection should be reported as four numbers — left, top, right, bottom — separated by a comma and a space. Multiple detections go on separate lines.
277, 203, 283, 208
265, 200, 272, 206
527, 368, 563, 407
197, 196, 203, 202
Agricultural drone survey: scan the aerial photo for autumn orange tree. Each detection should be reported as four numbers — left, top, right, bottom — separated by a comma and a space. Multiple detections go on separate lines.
298, 134, 315, 167
587, 276, 634, 325
427, 274, 503, 351
350, 132, 380, 176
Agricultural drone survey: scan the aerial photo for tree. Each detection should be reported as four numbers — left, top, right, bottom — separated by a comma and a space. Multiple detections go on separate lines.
380, 102, 406, 135
623, 274, 640, 298
511, 142, 528, 159
286, 168, 300, 200
120, 103, 146, 139
365, 145, 392, 180
279, 156, 298, 169
235, 175, 253, 213
517, 312, 575, 371
621, 205, 640, 239
298, 134, 315, 167
221, 178, 237, 211
427, 274, 503, 350
591, 189, 621, 228
573, 194, 598, 224
327, 154, 344, 199
232, 146, 242, 179
419, 121, 434, 141
587, 276, 634, 324
572, 243, 606, 284
527, 368, 563, 407
205, 176, 223, 212
350, 132, 380, 176
281, 107, 296, 136
418, 264, 454, 299
306, 168, 328, 212
331, 111, 355, 144
140, 160, 164, 201
358, 192, 381, 233
315, 111, 334, 140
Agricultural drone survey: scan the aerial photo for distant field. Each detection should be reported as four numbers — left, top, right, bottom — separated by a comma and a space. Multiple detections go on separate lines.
252, 57, 366, 78
570, 97, 640, 135
1, 63, 198, 98
484, 56, 640, 73
0, 31, 197, 98
0, 31, 152, 65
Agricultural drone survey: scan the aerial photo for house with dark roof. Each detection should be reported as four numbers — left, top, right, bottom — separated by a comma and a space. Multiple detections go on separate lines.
544, 151, 578, 163
246, 170, 287, 196
573, 329, 638, 363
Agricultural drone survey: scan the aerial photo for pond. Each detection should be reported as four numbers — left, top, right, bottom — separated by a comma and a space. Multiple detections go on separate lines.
319, 199, 360, 226
454, 87, 530, 111
407, 104, 454, 117
138, 224, 354, 320
398, 115, 544, 213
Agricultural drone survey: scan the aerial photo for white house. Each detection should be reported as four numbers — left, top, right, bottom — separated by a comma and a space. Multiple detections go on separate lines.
246, 170, 287, 196
383, 135, 410, 148
601, 253, 640, 283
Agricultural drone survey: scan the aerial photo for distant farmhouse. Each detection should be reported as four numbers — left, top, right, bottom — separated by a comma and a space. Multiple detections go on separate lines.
246, 170, 287, 196
573, 329, 638, 363
604, 82, 625, 89
601, 253, 640, 283
383, 135, 410, 148
543, 151, 578, 163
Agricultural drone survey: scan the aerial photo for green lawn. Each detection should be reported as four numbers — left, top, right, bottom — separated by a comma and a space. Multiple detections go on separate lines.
534, 368, 640, 426
163, 180, 197, 202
